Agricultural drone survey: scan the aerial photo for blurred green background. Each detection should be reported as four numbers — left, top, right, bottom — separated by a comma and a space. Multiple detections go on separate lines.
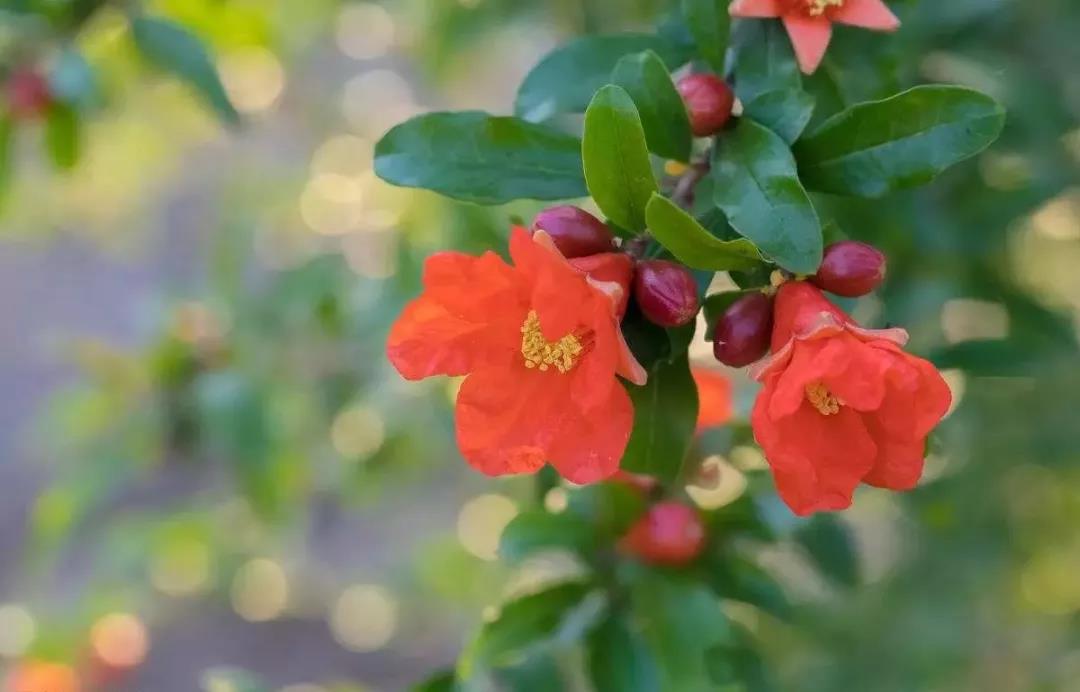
0, 0, 1079, 690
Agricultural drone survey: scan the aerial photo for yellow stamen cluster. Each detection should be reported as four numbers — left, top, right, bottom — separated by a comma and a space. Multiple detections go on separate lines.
806, 0, 844, 16
805, 382, 841, 416
521, 311, 584, 374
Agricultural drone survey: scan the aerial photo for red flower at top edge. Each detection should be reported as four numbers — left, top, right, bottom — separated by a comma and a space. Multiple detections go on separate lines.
750, 282, 951, 516
730, 0, 901, 74
386, 227, 646, 484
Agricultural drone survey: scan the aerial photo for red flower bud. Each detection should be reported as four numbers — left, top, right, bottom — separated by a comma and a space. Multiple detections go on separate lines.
634, 259, 700, 327
811, 241, 887, 297
619, 502, 706, 566
676, 74, 735, 137
531, 206, 616, 259
713, 293, 773, 368
5, 69, 52, 121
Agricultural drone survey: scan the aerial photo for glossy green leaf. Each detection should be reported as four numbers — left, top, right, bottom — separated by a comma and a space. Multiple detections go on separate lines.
620, 354, 698, 484
515, 34, 692, 122
583, 86, 657, 232
704, 554, 793, 621
744, 88, 816, 144
795, 514, 859, 588
730, 20, 801, 103
611, 51, 693, 162
794, 85, 1006, 197
565, 482, 647, 540
499, 510, 596, 563
45, 104, 80, 170
712, 119, 822, 274
464, 581, 598, 673
645, 193, 762, 271
130, 16, 239, 125
375, 111, 587, 205
631, 571, 732, 691
587, 614, 660, 692
682, 0, 731, 72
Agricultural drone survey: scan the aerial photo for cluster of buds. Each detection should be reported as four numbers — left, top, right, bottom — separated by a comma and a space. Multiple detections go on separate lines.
531, 206, 701, 329
712, 240, 888, 368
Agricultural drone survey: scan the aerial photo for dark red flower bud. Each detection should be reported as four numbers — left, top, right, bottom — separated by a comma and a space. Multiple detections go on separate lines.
634, 259, 700, 327
570, 252, 635, 318
676, 73, 735, 137
713, 293, 773, 368
5, 69, 52, 121
531, 206, 616, 258
619, 502, 706, 566
811, 240, 887, 297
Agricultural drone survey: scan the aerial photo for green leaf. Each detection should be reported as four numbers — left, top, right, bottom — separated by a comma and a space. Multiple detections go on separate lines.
730, 20, 801, 103
566, 483, 647, 540
515, 34, 691, 122
682, 0, 731, 72
744, 88, 816, 144
704, 555, 792, 621
130, 16, 239, 125
645, 194, 762, 272
464, 582, 598, 674
45, 104, 80, 170
583, 86, 657, 233
499, 510, 596, 563
794, 85, 1006, 198
631, 571, 732, 691
620, 354, 698, 484
794, 514, 859, 588
712, 118, 822, 274
48, 48, 97, 107
375, 111, 587, 205
611, 51, 693, 162
587, 614, 660, 692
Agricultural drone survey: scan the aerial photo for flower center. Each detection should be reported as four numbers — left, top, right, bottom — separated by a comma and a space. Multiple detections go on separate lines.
520, 311, 584, 374
805, 382, 841, 416
804, 0, 844, 16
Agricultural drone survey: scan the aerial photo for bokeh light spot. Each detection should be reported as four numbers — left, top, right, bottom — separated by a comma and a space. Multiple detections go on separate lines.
90, 612, 150, 669
336, 3, 396, 60
220, 48, 286, 114
231, 559, 289, 622
457, 494, 518, 561
329, 584, 398, 652
543, 487, 568, 514
0, 604, 36, 658
330, 405, 386, 459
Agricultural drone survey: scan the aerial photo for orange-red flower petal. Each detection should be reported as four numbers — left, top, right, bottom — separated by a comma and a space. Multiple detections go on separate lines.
692, 367, 734, 432
387, 227, 646, 484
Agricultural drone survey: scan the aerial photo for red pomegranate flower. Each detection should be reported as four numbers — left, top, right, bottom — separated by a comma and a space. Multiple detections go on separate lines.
730, 0, 901, 74
693, 367, 734, 432
387, 228, 646, 484
750, 282, 951, 515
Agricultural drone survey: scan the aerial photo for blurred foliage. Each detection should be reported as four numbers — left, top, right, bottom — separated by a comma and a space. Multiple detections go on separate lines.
0, 0, 1077, 690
